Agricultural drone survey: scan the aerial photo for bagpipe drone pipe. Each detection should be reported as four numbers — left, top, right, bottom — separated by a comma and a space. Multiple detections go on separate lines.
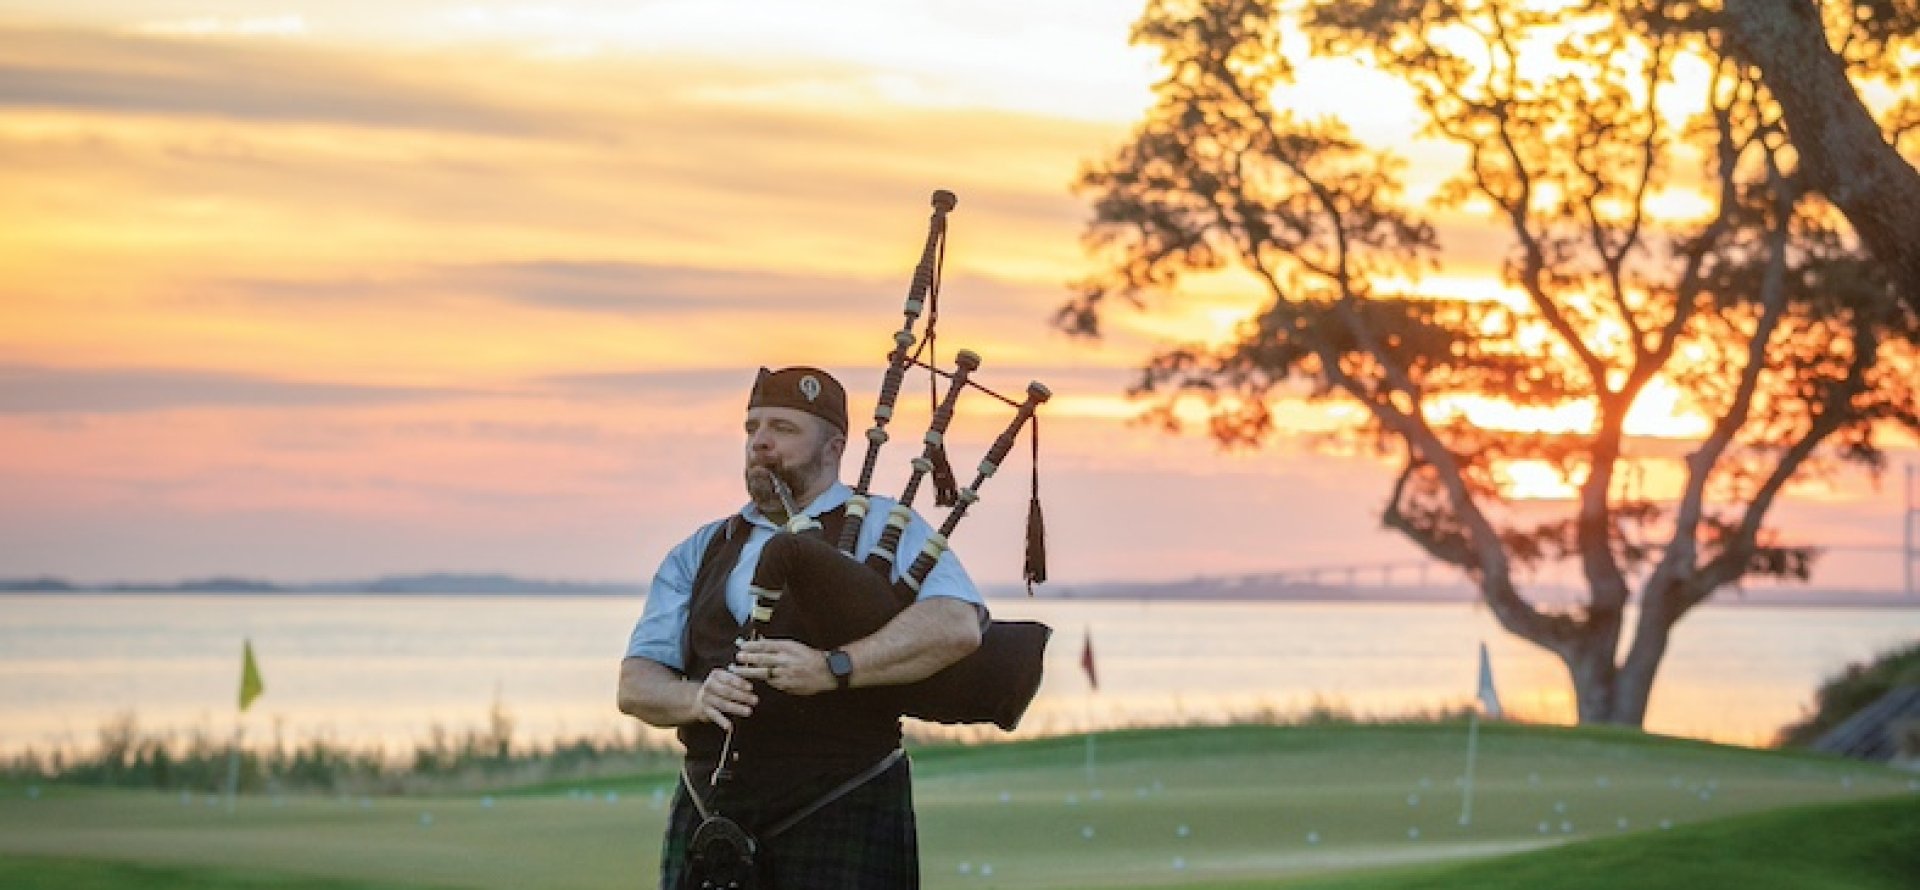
747, 373, 1050, 730
742, 191, 1052, 732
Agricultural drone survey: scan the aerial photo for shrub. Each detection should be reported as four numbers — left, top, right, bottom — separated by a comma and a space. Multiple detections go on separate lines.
1775, 640, 1920, 747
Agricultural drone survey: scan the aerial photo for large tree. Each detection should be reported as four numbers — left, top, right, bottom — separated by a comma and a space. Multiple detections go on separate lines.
1066, 0, 1919, 725
1722, 0, 1920, 316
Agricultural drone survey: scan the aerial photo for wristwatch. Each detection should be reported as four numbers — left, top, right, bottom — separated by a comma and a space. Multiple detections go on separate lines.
825, 649, 854, 690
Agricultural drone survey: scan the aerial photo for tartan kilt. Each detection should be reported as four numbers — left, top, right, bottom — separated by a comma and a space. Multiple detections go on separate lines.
660, 755, 918, 890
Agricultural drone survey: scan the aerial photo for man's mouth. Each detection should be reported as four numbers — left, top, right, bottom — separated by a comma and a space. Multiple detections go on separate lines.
745, 465, 782, 504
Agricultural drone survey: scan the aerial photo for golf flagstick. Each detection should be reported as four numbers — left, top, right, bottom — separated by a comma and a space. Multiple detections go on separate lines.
1460, 641, 1502, 826
1082, 626, 1098, 787
229, 638, 265, 814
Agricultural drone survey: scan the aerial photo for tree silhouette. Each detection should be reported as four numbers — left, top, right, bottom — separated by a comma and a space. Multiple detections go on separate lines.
1066, 0, 1918, 725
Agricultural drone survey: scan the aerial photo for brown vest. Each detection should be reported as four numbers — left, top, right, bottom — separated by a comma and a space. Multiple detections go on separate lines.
678, 509, 902, 787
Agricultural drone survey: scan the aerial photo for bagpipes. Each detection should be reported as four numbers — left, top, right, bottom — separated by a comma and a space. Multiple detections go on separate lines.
722, 188, 1053, 754
681, 191, 1053, 890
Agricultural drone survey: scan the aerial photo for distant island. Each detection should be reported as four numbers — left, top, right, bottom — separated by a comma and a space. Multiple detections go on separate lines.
0, 572, 645, 595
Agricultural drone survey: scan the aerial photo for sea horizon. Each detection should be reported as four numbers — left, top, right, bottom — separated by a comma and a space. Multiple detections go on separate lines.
6, 594, 1917, 759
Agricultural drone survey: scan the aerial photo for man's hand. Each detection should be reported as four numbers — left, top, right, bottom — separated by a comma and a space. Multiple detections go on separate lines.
733, 639, 834, 696
618, 656, 758, 729
693, 668, 758, 729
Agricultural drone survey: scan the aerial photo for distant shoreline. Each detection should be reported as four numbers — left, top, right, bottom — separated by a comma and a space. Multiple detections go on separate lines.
1024, 583, 1918, 609
3, 573, 1913, 608
0, 573, 642, 596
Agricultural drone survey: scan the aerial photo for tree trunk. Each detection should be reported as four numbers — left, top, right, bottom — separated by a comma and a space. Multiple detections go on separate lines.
1565, 640, 1624, 725
1725, 0, 1920, 314
1612, 617, 1671, 728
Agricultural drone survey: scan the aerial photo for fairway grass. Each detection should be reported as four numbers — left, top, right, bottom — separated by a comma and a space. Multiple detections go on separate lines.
1259, 794, 1920, 890
3, 723, 1914, 889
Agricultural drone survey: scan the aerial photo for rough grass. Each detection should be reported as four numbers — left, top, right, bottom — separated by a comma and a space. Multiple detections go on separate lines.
0, 855, 440, 890
2, 722, 1914, 890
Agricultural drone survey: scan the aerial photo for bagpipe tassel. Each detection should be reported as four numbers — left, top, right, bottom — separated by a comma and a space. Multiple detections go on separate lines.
1023, 495, 1047, 593
1022, 415, 1046, 594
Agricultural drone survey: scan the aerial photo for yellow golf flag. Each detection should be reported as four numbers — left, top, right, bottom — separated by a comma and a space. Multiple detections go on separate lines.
239, 639, 264, 712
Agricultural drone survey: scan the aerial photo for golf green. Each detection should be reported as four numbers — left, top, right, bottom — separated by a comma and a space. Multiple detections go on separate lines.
2, 723, 1913, 889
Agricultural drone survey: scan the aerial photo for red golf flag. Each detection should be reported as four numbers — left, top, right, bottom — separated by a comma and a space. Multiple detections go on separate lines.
1080, 627, 1098, 691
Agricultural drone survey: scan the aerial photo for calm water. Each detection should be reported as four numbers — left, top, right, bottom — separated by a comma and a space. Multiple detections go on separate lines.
2, 594, 1916, 755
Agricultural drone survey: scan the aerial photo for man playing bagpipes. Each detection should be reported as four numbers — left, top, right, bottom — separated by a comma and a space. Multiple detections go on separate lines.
618, 366, 987, 889
618, 192, 1050, 889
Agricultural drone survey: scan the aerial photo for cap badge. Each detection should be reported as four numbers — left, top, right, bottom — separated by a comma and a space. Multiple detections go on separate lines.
799, 375, 822, 402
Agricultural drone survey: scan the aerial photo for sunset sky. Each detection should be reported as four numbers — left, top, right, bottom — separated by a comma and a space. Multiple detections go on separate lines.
2, 1, 1914, 591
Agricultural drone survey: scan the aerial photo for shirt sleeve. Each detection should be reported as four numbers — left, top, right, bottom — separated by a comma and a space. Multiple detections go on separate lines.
624, 520, 726, 672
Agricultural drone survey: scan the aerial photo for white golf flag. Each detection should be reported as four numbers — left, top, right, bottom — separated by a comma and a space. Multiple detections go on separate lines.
1475, 641, 1503, 719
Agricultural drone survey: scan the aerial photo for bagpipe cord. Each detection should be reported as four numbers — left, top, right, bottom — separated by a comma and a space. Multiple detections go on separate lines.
899, 225, 1047, 592
1025, 413, 1046, 594
916, 226, 962, 507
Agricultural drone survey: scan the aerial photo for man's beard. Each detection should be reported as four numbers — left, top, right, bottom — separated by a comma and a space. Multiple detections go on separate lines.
744, 449, 826, 516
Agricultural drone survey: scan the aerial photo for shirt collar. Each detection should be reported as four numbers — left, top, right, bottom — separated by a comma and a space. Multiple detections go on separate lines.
741, 481, 851, 529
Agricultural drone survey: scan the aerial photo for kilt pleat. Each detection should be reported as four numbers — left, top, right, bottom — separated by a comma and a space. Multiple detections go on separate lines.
660, 756, 918, 890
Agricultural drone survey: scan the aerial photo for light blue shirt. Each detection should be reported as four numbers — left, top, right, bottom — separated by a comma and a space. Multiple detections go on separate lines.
625, 481, 986, 671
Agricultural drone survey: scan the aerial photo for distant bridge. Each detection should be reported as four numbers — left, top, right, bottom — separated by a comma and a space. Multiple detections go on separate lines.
1242, 464, 1920, 597
1909, 463, 1920, 597
1239, 561, 1439, 588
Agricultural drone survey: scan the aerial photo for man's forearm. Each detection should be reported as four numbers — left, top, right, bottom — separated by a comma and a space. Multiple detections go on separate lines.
841, 597, 982, 688
617, 656, 698, 727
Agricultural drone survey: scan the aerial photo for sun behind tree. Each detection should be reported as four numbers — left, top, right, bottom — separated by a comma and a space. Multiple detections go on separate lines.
1065, 0, 1920, 726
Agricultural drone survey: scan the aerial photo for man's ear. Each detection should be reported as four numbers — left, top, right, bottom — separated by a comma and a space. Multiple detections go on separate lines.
812, 415, 848, 465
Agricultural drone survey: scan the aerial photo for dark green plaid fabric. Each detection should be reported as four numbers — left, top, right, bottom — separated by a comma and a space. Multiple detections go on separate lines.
660, 756, 918, 890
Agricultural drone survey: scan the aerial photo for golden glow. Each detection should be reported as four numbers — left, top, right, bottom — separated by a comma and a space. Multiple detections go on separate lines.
1623, 377, 1713, 439
1642, 187, 1718, 225
1372, 273, 1528, 307
1498, 460, 1580, 500
1206, 307, 1250, 341
1429, 377, 1711, 439
1435, 394, 1593, 434
1042, 392, 1354, 436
